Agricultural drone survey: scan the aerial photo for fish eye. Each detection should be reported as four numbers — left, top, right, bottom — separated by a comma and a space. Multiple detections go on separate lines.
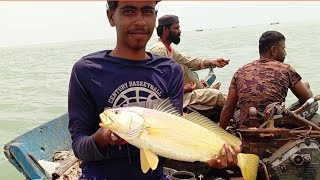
114, 110, 119, 114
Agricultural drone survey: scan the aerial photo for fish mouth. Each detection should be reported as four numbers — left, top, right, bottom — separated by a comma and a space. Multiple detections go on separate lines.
100, 112, 114, 127
106, 115, 114, 126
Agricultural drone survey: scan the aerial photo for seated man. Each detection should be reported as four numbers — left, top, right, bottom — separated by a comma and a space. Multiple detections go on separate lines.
150, 14, 229, 114
219, 30, 313, 129
183, 82, 226, 112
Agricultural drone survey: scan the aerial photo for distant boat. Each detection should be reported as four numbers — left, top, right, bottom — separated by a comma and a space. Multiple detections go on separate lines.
270, 22, 280, 25
195, 29, 203, 32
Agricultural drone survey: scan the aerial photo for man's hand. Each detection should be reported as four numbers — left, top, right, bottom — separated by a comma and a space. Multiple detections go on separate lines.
212, 58, 230, 68
200, 79, 209, 88
207, 144, 241, 169
103, 128, 127, 145
93, 127, 127, 149
184, 82, 196, 93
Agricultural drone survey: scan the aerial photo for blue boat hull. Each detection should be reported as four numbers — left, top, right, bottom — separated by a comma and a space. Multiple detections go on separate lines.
4, 114, 71, 179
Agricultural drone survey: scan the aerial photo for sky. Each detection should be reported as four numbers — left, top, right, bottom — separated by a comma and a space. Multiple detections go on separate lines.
1, 1, 320, 47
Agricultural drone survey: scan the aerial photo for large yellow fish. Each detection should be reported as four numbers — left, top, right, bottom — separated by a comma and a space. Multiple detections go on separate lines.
99, 100, 259, 180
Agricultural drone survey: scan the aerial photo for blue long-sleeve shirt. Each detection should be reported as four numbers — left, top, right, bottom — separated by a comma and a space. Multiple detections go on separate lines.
68, 50, 183, 179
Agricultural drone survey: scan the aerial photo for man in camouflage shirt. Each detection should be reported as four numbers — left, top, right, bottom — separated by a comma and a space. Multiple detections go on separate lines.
219, 31, 313, 129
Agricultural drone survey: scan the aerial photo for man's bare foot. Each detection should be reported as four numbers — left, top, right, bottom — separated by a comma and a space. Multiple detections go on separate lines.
210, 82, 221, 90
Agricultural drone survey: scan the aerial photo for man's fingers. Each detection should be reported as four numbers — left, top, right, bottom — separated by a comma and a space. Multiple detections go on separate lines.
215, 58, 230, 67
228, 145, 238, 165
208, 144, 240, 169
234, 146, 242, 154
221, 145, 226, 156
225, 144, 233, 165
110, 132, 119, 141
218, 145, 227, 168
207, 155, 219, 167
105, 130, 117, 145
104, 130, 127, 145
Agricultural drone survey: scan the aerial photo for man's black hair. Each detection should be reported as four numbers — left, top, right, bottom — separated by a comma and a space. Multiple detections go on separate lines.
107, 1, 160, 10
156, 24, 172, 37
259, 31, 286, 54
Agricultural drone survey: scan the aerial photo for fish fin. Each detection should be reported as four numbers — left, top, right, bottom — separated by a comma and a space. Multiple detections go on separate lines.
182, 112, 242, 147
140, 149, 150, 173
140, 149, 159, 172
155, 98, 180, 116
146, 127, 161, 135
237, 153, 260, 180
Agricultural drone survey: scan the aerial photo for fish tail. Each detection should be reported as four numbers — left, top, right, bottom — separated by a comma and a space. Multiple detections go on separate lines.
237, 153, 259, 180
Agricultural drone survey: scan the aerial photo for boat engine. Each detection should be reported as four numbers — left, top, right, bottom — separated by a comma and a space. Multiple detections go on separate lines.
239, 126, 320, 180
236, 98, 320, 180
263, 138, 320, 180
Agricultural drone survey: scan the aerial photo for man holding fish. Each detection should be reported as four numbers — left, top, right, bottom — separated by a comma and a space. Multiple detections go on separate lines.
68, 1, 245, 179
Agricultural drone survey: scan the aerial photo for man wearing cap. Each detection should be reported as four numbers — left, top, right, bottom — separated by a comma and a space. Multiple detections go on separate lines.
150, 14, 229, 113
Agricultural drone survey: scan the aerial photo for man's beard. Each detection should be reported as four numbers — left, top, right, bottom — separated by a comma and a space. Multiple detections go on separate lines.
168, 31, 180, 45
276, 54, 286, 62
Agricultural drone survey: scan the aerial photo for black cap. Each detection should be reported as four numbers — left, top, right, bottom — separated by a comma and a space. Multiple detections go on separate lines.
158, 14, 179, 26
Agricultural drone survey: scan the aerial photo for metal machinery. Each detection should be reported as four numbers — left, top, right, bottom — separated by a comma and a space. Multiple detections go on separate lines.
236, 96, 320, 180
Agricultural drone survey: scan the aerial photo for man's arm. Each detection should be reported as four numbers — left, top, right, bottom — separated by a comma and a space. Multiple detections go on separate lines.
68, 60, 113, 161
287, 65, 312, 103
172, 49, 205, 69
291, 81, 313, 103
173, 49, 230, 68
219, 88, 238, 129
150, 42, 229, 70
